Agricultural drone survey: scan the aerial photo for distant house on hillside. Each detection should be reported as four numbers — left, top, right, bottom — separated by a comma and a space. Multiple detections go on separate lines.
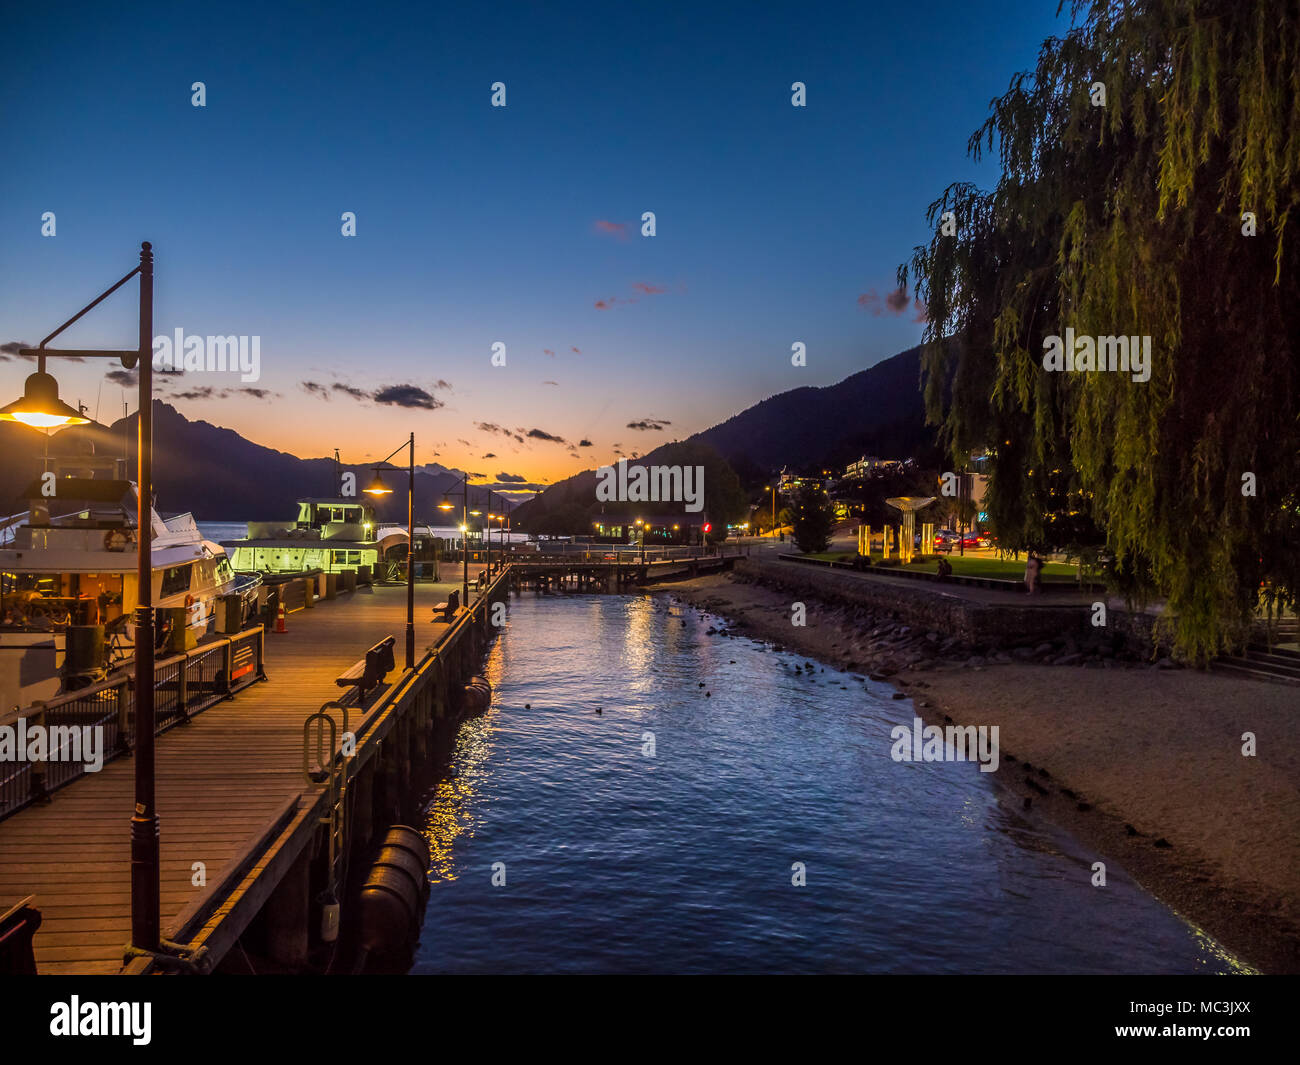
844, 455, 903, 480
777, 468, 825, 495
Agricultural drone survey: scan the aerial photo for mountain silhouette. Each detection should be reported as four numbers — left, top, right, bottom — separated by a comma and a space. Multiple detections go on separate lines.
0, 401, 497, 523
1, 343, 936, 524
511, 343, 937, 527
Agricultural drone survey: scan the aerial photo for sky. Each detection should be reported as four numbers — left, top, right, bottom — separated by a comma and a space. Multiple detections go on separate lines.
0, 0, 1069, 497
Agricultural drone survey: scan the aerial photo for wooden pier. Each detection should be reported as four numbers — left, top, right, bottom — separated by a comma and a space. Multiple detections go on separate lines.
508, 552, 736, 591
0, 567, 510, 974
0, 550, 728, 974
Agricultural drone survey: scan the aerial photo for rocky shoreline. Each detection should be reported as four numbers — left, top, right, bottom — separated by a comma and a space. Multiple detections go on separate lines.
654, 568, 1300, 975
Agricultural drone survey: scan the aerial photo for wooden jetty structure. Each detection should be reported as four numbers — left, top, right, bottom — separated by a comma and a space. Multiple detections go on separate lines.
0, 551, 725, 974
508, 551, 737, 592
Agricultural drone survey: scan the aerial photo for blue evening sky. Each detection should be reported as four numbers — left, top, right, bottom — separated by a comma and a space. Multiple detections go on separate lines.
0, 0, 1068, 484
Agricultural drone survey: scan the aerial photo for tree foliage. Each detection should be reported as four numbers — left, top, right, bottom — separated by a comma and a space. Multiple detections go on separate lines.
790, 485, 835, 554
900, 0, 1300, 661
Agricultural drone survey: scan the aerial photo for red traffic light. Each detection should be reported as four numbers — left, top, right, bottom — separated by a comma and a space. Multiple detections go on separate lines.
702, 523, 712, 533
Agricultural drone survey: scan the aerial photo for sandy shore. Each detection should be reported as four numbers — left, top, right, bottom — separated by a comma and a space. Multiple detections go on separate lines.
656, 571, 1300, 974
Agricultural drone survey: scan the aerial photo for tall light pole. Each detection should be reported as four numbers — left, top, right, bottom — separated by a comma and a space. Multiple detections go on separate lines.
439, 472, 477, 603
363, 430, 416, 670
1, 242, 169, 958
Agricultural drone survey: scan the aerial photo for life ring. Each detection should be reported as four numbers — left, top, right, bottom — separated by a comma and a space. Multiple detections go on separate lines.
103, 528, 130, 552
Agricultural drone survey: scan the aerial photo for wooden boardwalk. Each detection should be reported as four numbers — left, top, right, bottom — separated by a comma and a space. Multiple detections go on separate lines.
0, 577, 463, 974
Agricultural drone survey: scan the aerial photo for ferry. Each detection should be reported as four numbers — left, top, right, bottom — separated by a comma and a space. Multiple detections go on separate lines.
221, 498, 407, 576
0, 475, 252, 712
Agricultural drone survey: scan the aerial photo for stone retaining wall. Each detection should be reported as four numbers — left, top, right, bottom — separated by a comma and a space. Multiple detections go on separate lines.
735, 558, 1162, 657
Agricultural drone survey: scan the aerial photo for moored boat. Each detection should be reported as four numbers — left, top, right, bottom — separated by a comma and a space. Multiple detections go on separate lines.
221, 498, 396, 576
0, 476, 249, 712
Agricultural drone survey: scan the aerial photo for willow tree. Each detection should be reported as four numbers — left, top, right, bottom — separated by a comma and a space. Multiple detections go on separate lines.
900, 0, 1300, 662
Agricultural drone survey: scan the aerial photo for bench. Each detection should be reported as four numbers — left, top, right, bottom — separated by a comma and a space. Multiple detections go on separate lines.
0, 896, 41, 975
432, 589, 460, 621
335, 635, 396, 699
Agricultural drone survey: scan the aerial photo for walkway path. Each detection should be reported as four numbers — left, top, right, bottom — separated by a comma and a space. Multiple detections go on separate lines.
0, 577, 462, 974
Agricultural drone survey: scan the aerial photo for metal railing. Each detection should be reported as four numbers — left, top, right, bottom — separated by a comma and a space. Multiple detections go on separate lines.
0, 626, 265, 822
504, 545, 740, 564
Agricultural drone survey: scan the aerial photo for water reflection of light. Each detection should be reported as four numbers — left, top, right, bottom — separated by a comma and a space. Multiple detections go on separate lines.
421, 639, 507, 882
1178, 916, 1259, 974
620, 596, 656, 677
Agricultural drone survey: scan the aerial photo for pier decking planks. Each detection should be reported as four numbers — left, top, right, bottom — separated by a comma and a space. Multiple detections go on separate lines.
0, 579, 462, 975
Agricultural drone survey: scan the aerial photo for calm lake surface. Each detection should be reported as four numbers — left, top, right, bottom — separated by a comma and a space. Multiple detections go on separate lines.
410, 594, 1247, 974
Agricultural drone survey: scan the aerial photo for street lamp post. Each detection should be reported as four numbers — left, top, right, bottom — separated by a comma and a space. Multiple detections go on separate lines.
0, 242, 177, 960
439, 472, 475, 603
363, 431, 416, 670
483, 491, 496, 578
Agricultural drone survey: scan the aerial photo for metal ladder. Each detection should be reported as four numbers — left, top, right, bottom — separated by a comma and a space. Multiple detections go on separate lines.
303, 701, 351, 898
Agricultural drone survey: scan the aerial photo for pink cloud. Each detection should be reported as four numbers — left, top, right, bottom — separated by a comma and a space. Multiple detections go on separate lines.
857, 284, 915, 318
544, 348, 555, 356
595, 284, 665, 310
593, 220, 630, 240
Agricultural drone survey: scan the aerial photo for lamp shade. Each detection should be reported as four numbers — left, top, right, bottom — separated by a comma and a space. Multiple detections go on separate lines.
0, 371, 90, 428
438, 493, 454, 511
364, 469, 392, 495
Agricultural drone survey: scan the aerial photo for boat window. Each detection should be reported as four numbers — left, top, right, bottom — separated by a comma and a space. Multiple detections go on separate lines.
333, 549, 361, 565
161, 565, 191, 598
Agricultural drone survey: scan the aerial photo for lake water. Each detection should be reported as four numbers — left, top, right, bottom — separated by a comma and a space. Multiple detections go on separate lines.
409, 593, 1248, 975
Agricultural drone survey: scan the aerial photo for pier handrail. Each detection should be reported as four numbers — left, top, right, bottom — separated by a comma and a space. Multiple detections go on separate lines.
150, 567, 515, 971
0, 625, 266, 822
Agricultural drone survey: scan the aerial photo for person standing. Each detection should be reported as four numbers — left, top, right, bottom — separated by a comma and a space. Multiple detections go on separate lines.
1024, 552, 1042, 595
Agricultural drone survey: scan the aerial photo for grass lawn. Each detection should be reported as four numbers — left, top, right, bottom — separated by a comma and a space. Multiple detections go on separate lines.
901, 556, 1083, 582
795, 549, 1088, 582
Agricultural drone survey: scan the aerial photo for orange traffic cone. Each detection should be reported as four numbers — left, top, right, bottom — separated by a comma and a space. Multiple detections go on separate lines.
275, 600, 287, 633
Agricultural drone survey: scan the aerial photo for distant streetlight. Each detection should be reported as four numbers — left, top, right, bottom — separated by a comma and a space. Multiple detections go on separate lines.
441, 473, 482, 602
363, 470, 393, 496
364, 432, 415, 669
